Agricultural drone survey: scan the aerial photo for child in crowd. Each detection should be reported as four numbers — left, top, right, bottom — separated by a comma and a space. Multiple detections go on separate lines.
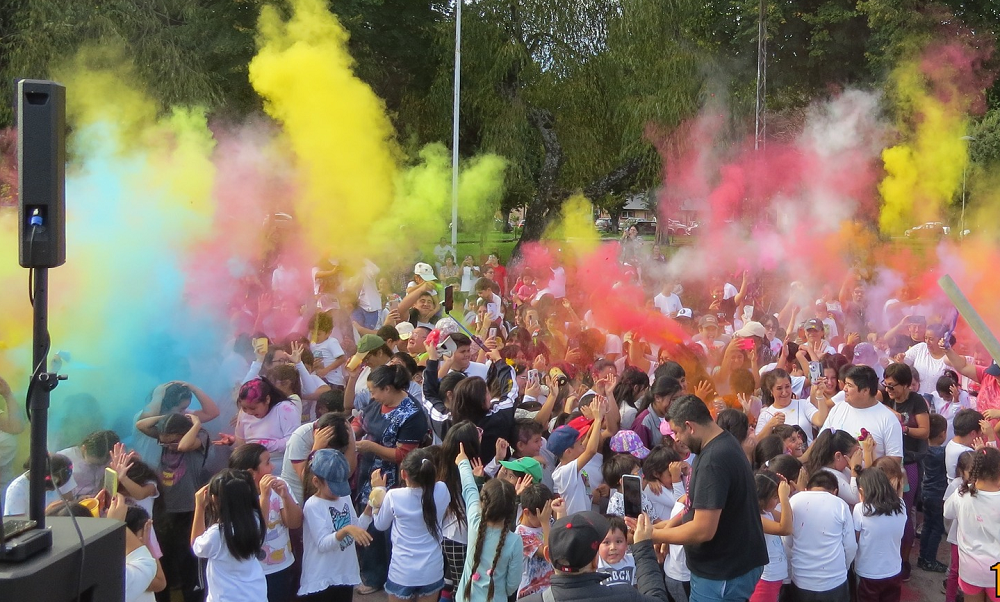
548, 399, 607, 515
229, 378, 300, 469
597, 516, 635, 587
945, 447, 1000, 602
945, 451, 976, 602
854, 468, 907, 602
919, 413, 950, 573
372, 447, 450, 602
750, 470, 791, 602
455, 442, 523, 602
4, 453, 75, 516
602, 452, 659, 521
309, 313, 347, 388
640, 444, 686, 520
191, 469, 268, 602
299, 449, 373, 601
515, 484, 559, 599
786, 471, 857, 601
123, 504, 166, 602
229, 443, 303, 602
663, 496, 691, 602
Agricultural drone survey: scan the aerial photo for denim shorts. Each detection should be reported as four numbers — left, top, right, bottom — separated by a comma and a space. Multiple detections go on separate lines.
384, 577, 445, 600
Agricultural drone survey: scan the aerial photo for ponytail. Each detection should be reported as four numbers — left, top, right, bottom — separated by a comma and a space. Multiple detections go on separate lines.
463, 478, 518, 601
803, 429, 858, 477
962, 447, 1000, 497
401, 447, 440, 539
368, 364, 410, 391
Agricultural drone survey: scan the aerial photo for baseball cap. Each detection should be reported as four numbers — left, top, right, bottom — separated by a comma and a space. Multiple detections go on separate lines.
414, 262, 438, 281
499, 457, 543, 483
804, 318, 824, 331
853, 342, 878, 367
734, 321, 765, 338
699, 315, 719, 328
676, 308, 693, 319
347, 334, 386, 370
986, 361, 1000, 378
548, 511, 610, 572
567, 416, 594, 440
395, 322, 415, 341
310, 449, 352, 497
546, 426, 581, 461
610, 430, 651, 459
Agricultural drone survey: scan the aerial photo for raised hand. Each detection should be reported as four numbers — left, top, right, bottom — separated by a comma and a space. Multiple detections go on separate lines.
290, 341, 304, 365
495, 438, 510, 463
455, 442, 469, 466
515, 474, 533, 496
370, 469, 387, 489
693, 379, 714, 403
471, 457, 485, 478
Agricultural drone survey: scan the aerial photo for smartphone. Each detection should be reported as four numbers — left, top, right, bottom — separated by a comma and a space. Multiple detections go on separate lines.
808, 361, 823, 383
737, 338, 756, 351
388, 299, 399, 312
252, 337, 269, 355
621, 474, 643, 519
489, 327, 497, 339
104, 467, 118, 495
444, 285, 454, 313
527, 369, 540, 382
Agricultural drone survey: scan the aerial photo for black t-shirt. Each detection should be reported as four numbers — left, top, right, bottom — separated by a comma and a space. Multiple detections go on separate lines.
883, 391, 929, 464
683, 430, 769, 580
889, 334, 922, 357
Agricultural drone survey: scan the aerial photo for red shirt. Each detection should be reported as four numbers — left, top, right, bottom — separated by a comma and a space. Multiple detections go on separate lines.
975, 365, 1000, 418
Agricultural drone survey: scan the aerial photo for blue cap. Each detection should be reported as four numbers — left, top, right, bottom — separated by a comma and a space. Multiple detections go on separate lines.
310, 449, 352, 497
547, 426, 581, 461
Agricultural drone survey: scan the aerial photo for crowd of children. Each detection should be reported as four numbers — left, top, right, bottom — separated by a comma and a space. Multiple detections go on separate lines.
5, 248, 1000, 602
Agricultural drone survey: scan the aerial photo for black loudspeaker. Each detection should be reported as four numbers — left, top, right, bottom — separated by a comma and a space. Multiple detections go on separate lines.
0, 517, 125, 602
17, 79, 66, 269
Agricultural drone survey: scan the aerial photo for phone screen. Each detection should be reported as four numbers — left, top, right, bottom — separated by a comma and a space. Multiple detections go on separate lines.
808, 361, 823, 383
444, 285, 454, 313
104, 467, 118, 495
622, 474, 643, 519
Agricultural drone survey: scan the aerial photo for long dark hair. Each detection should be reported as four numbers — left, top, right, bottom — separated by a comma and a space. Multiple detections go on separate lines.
639, 376, 681, 413
238, 378, 277, 414
368, 364, 410, 391
205, 469, 266, 561
754, 470, 781, 508
452, 377, 489, 424
753, 435, 784, 470
267, 364, 302, 397
228, 443, 269, 473
160, 383, 193, 414
803, 429, 858, 477
437, 421, 481, 530
613, 367, 650, 411
463, 478, 518, 602
122, 457, 165, 513
400, 447, 440, 540
857, 468, 904, 516
760, 369, 790, 407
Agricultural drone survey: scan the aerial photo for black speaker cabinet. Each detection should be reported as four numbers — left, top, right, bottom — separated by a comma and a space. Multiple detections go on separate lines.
17, 79, 66, 269
0, 517, 125, 602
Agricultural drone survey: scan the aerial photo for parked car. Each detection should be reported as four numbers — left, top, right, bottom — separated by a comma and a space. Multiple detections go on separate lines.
595, 218, 612, 233
665, 219, 695, 237
633, 220, 658, 236
904, 222, 950, 238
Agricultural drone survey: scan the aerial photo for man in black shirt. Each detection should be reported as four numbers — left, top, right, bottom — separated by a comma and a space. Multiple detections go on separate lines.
654, 395, 768, 602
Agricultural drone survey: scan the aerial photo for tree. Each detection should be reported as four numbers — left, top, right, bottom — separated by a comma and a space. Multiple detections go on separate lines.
0, 0, 265, 128
432, 0, 704, 257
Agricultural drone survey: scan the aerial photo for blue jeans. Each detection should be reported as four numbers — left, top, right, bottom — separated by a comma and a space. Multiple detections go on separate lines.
690, 567, 764, 602
919, 497, 946, 563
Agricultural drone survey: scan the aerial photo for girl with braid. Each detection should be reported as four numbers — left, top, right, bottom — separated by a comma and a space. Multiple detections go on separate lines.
945, 446, 1000, 602
455, 442, 523, 602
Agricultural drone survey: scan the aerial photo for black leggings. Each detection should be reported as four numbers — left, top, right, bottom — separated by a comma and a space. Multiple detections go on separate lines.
154, 511, 204, 602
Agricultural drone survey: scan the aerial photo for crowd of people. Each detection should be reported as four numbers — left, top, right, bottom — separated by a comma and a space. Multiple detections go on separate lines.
4, 237, 1000, 602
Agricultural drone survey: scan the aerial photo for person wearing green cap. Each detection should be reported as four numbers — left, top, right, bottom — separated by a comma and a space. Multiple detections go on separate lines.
498, 456, 543, 488
344, 335, 422, 414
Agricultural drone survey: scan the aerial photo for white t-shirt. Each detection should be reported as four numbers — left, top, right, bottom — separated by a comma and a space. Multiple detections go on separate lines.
933, 392, 975, 442
261, 488, 296, 574
4, 472, 61, 516
904, 344, 948, 395
125, 546, 157, 602
945, 477, 963, 543
552, 459, 589, 516
455, 361, 489, 380
852, 503, 907, 579
821, 402, 903, 461
235, 400, 301, 468
653, 293, 682, 317
821, 466, 859, 507
785, 491, 857, 592
604, 334, 623, 358
299, 495, 363, 595
945, 488, 1000, 587
598, 553, 636, 586
755, 399, 819, 444
280, 422, 315, 503
664, 500, 690, 581
945, 440, 974, 483
192, 523, 267, 602
644, 482, 686, 522
760, 511, 788, 582
312, 337, 346, 386
373, 482, 451, 586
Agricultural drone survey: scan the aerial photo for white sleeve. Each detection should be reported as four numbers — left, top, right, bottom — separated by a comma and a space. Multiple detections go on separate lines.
882, 417, 904, 460
754, 407, 774, 435
842, 504, 858, 568
242, 361, 263, 385
192, 525, 221, 559
373, 491, 395, 532
124, 546, 157, 602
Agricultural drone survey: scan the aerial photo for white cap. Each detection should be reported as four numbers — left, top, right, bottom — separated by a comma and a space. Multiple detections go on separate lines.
414, 262, 437, 281
396, 322, 415, 340
677, 308, 693, 319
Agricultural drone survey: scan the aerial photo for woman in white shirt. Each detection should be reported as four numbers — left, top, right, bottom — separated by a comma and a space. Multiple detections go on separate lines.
756, 369, 829, 445
904, 326, 951, 395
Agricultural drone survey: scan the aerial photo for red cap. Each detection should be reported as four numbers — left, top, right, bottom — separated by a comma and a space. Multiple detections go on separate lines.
567, 416, 594, 440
